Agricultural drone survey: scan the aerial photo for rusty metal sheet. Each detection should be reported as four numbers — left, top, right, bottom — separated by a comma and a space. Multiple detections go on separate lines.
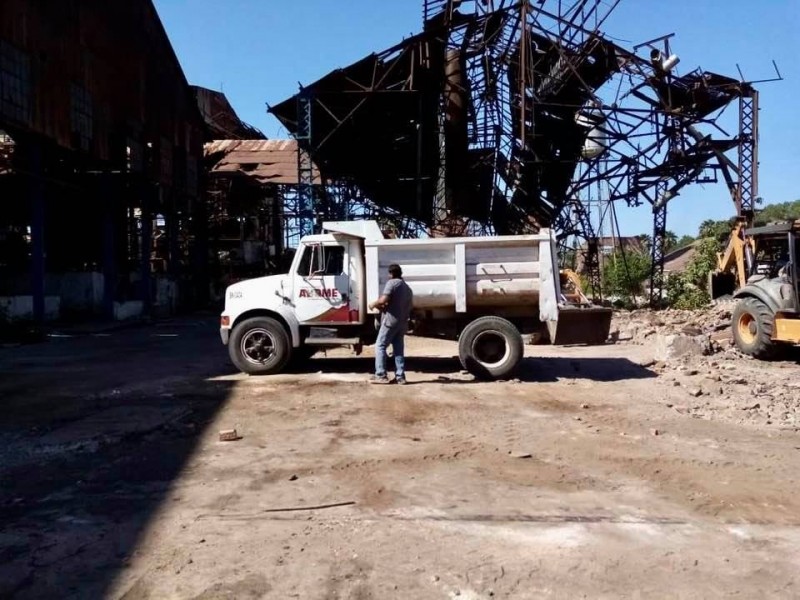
204, 139, 321, 185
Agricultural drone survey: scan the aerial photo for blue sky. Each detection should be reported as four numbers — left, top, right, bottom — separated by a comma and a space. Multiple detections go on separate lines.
154, 0, 798, 237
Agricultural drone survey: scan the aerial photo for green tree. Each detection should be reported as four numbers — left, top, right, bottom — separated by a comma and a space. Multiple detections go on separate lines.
675, 234, 695, 248
665, 237, 718, 309
637, 231, 679, 252
664, 231, 678, 252
754, 200, 800, 226
602, 251, 652, 299
697, 218, 734, 243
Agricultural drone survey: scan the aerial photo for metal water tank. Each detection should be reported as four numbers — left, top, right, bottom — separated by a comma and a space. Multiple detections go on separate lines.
575, 111, 608, 160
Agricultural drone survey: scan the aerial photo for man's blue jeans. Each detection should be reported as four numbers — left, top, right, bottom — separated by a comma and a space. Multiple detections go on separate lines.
375, 322, 406, 379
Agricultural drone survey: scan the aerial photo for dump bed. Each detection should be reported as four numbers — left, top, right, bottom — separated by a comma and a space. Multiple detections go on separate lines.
364, 231, 561, 324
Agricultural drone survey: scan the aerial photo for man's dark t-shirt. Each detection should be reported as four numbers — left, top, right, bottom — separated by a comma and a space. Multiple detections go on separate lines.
382, 278, 413, 329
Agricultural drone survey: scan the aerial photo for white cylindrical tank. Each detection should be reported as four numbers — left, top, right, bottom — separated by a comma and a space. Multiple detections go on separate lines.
575, 111, 608, 160
661, 54, 680, 72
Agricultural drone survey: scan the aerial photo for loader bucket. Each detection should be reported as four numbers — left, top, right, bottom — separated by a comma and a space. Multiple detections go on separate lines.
548, 306, 613, 346
709, 271, 736, 300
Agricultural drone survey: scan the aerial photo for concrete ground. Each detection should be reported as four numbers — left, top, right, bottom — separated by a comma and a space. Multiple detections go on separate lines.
1, 317, 798, 599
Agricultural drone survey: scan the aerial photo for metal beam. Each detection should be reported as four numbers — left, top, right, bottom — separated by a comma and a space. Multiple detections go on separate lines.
649, 181, 668, 308
28, 142, 45, 324
737, 88, 758, 224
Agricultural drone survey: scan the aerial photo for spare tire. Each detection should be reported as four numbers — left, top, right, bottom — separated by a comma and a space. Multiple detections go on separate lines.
458, 316, 524, 380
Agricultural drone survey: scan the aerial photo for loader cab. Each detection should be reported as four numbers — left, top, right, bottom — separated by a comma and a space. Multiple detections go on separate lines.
731, 223, 800, 358
749, 231, 795, 279
743, 222, 800, 313
712, 221, 800, 304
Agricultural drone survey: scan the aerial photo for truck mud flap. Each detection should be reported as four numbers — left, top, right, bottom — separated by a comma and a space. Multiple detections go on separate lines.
548, 307, 613, 346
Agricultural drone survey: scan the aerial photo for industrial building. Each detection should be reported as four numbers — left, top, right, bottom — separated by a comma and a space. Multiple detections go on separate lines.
0, 0, 206, 323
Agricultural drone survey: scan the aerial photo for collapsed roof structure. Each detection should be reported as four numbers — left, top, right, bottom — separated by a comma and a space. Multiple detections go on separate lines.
269, 0, 768, 303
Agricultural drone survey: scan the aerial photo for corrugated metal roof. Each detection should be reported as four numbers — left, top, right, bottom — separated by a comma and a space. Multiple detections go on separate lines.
664, 241, 699, 273
205, 139, 297, 153
204, 139, 321, 185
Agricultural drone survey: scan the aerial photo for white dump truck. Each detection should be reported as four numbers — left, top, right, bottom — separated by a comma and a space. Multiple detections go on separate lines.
219, 220, 611, 379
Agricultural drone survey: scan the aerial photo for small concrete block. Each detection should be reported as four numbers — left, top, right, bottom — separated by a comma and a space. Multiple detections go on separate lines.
219, 429, 240, 442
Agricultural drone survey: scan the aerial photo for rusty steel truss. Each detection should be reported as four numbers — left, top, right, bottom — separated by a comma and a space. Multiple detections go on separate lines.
270, 0, 767, 303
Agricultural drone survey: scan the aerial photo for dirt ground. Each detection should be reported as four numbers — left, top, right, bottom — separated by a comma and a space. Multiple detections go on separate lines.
1, 316, 799, 599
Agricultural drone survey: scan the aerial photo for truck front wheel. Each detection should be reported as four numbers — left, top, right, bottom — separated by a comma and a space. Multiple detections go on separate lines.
229, 316, 292, 375
459, 316, 523, 380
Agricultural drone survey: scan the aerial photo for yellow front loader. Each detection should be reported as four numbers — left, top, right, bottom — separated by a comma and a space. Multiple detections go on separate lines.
711, 220, 800, 358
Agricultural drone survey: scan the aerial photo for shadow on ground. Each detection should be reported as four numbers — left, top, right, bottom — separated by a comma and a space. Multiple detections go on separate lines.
0, 317, 237, 599
0, 327, 655, 598
291, 353, 656, 383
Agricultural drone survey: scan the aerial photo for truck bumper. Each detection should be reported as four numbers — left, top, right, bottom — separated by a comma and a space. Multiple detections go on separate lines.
220, 314, 232, 345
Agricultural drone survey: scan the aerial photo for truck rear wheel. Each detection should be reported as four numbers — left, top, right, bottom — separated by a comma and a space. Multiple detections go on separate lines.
732, 297, 778, 359
459, 316, 523, 380
229, 316, 291, 375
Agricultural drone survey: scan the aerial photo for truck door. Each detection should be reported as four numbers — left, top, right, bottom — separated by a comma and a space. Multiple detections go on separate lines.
293, 240, 357, 324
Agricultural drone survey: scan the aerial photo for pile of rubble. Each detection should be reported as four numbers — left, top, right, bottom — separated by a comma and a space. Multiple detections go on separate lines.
610, 303, 735, 361
652, 353, 800, 429
611, 305, 800, 430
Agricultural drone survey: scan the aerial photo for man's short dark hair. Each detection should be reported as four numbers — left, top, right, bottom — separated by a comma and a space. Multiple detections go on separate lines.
388, 264, 403, 278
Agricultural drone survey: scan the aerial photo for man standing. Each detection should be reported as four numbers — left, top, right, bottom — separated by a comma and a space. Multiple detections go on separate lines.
369, 263, 413, 385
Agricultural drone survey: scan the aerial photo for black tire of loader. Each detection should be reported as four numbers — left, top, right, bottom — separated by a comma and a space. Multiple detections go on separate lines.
229, 316, 292, 375
731, 297, 779, 360
458, 316, 524, 380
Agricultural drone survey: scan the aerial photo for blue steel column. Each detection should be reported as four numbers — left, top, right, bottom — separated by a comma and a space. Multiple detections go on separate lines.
737, 88, 758, 224
101, 173, 116, 319
296, 89, 315, 238
29, 142, 46, 324
140, 185, 152, 314
649, 180, 669, 308
650, 109, 681, 308
167, 209, 179, 279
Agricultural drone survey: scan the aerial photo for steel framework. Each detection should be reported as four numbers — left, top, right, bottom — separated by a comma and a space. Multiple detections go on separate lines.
269, 0, 764, 302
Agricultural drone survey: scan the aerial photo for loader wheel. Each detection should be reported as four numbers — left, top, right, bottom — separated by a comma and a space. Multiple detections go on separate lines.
732, 298, 778, 360
459, 316, 523, 380
229, 316, 291, 375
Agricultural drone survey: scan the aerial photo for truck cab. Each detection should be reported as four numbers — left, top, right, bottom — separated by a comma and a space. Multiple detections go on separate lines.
220, 222, 390, 374
287, 234, 364, 326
